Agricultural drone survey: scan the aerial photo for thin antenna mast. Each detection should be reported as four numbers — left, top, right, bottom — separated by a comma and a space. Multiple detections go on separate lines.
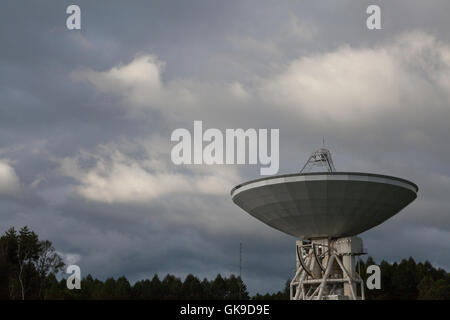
239, 242, 242, 299
239, 242, 242, 279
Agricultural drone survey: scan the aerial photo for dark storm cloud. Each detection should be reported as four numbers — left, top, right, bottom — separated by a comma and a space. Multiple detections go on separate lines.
1, 0, 450, 295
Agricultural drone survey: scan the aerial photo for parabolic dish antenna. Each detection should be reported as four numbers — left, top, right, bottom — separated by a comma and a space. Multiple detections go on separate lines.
231, 171, 417, 239
231, 148, 418, 300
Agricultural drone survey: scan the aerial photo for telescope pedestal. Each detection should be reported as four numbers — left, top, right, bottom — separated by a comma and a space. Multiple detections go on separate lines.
290, 237, 365, 300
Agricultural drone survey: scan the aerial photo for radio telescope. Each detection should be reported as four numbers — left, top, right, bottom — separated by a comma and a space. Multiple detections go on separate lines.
231, 148, 418, 300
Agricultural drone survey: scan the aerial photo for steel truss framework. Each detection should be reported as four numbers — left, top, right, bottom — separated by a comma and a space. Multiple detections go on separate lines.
300, 148, 336, 173
290, 238, 365, 300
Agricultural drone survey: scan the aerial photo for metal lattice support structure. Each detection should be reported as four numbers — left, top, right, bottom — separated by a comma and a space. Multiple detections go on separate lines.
300, 148, 336, 173
290, 237, 366, 300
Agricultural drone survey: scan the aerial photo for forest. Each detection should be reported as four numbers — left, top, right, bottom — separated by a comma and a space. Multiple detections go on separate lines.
0, 226, 449, 300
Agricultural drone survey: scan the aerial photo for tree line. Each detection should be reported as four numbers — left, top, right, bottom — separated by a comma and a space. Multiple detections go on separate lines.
358, 256, 450, 299
1, 226, 449, 299
45, 273, 252, 300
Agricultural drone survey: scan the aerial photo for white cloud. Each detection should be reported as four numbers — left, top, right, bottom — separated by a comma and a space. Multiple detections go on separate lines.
59, 138, 242, 204
259, 31, 450, 124
71, 54, 255, 123
74, 54, 163, 93
71, 54, 202, 116
58, 252, 81, 265
0, 159, 21, 196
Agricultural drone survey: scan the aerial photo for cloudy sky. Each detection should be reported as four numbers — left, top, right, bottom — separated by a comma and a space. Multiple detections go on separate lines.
1, 0, 450, 294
